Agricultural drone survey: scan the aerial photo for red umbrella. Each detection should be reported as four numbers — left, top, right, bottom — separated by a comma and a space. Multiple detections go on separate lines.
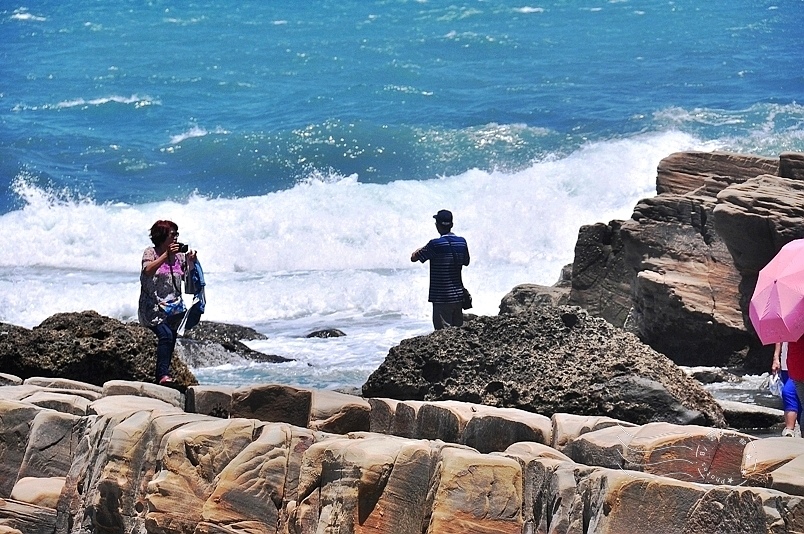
749, 239, 804, 345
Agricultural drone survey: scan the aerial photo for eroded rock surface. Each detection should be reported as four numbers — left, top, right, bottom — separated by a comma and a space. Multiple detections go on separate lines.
362, 305, 725, 427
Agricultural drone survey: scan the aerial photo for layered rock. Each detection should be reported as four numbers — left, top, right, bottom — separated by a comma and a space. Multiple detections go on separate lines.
362, 305, 725, 427
0, 377, 803, 534
560, 150, 803, 370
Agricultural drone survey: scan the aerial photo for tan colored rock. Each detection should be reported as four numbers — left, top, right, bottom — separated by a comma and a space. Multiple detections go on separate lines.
309, 389, 370, 434
10, 477, 65, 508
230, 384, 312, 428
768, 454, 804, 497
583, 469, 707, 533
656, 151, 777, 196
22, 391, 90, 416
0, 385, 45, 402
461, 405, 552, 453
367, 397, 399, 434
102, 379, 184, 409
0, 498, 57, 534
495, 444, 574, 532
23, 377, 103, 395
551, 413, 637, 452
0, 374, 22, 386
780, 152, 804, 179
186, 385, 234, 418
426, 446, 523, 534
17, 410, 83, 480
391, 400, 426, 438
145, 418, 263, 533
291, 434, 444, 534
566, 422, 755, 485
741, 437, 804, 483
56, 409, 213, 534
201, 423, 322, 531
88, 393, 183, 417
0, 400, 44, 497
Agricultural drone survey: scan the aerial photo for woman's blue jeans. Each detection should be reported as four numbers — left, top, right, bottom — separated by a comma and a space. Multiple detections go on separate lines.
150, 316, 180, 381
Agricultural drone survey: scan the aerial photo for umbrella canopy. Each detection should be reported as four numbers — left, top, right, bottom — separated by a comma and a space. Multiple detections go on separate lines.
749, 239, 804, 345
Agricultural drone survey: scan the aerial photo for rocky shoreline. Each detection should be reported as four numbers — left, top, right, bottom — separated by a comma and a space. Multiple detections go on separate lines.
2, 149, 804, 532
0, 374, 803, 534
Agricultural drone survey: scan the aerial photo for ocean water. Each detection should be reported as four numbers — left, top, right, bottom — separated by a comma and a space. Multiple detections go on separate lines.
1, 1, 803, 393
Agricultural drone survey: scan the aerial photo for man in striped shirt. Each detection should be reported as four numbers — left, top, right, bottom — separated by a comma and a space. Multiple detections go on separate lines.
411, 210, 470, 330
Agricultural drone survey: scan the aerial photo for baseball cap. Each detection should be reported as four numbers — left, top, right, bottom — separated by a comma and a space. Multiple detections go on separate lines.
433, 209, 453, 225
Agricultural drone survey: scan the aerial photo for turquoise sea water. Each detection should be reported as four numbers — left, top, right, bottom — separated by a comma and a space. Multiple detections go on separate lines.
1, 1, 802, 390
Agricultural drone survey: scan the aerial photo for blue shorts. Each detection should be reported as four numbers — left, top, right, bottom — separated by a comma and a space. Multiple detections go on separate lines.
780, 371, 802, 414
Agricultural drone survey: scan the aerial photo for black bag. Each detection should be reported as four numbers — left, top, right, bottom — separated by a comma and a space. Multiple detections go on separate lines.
462, 288, 473, 310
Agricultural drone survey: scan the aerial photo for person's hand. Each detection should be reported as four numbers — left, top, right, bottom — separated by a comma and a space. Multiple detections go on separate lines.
187, 249, 197, 261
167, 242, 181, 256
772, 359, 781, 374
411, 248, 422, 262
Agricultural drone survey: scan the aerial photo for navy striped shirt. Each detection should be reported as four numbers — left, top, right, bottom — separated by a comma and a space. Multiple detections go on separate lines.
413, 233, 470, 303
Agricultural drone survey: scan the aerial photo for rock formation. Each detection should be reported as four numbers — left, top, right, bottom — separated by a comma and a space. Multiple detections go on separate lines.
558, 150, 804, 371
362, 305, 725, 427
0, 376, 802, 534
0, 311, 196, 388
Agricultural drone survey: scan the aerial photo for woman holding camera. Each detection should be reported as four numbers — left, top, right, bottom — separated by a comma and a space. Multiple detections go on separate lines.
138, 219, 196, 386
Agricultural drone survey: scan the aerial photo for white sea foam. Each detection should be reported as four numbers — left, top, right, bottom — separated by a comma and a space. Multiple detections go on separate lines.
0, 129, 735, 387
168, 126, 229, 145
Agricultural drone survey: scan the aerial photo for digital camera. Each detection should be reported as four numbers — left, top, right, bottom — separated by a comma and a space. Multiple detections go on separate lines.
177, 243, 189, 253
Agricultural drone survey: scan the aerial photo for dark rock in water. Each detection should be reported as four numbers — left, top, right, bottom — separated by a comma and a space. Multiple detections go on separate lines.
0, 311, 197, 388
362, 305, 725, 427
690, 368, 742, 385
178, 321, 290, 366
306, 328, 346, 338
181, 321, 267, 344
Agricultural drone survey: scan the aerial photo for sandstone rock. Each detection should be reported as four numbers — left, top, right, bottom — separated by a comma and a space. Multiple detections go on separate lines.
362, 306, 725, 427
230, 384, 312, 428
461, 405, 552, 454
0, 400, 44, 497
21, 391, 90, 416
308, 389, 370, 434
0, 312, 197, 388
550, 413, 638, 452
0, 373, 22, 386
498, 283, 569, 315
0, 499, 57, 534
620, 192, 750, 366
718, 399, 784, 429
565, 422, 755, 485
426, 446, 523, 534
146, 418, 262, 534
768, 454, 804, 497
88, 394, 183, 417
17, 410, 84, 481
567, 221, 632, 328
201, 423, 321, 532
290, 434, 446, 534
10, 477, 65, 508
23, 377, 103, 394
102, 379, 184, 409
780, 152, 804, 179
741, 437, 804, 482
655, 151, 777, 196
186, 385, 234, 418
713, 174, 804, 275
